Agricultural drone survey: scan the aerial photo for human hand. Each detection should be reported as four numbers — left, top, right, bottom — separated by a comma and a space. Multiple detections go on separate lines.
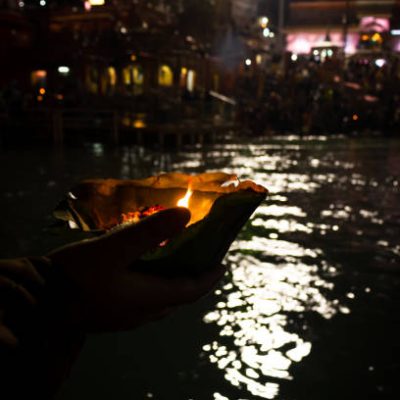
48, 207, 226, 332
0, 257, 48, 349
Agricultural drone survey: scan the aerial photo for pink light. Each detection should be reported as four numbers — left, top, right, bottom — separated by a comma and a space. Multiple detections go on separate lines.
394, 37, 400, 52
360, 17, 390, 33
286, 33, 328, 54
84, 1, 92, 11
345, 33, 358, 55
287, 35, 312, 54
344, 82, 362, 90
364, 95, 379, 103
286, 32, 358, 54
286, 31, 358, 54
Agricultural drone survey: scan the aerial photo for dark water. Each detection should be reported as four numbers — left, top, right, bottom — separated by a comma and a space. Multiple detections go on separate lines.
1, 136, 399, 399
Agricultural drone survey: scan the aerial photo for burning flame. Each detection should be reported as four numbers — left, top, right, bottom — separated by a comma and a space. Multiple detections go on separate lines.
177, 187, 193, 208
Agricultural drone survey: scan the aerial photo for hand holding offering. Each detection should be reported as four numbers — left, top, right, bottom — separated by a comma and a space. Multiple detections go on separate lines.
48, 207, 227, 332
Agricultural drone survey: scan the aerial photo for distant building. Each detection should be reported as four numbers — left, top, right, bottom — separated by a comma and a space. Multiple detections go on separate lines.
0, 0, 235, 105
286, 0, 400, 56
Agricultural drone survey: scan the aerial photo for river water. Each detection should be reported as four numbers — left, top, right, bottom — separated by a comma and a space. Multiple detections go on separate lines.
1, 136, 399, 399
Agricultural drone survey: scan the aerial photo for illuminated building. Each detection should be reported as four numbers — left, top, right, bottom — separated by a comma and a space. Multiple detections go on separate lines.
286, 0, 399, 56
31, 0, 223, 99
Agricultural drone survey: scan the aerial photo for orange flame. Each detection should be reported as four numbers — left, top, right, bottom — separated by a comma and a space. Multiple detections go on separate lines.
120, 205, 165, 225
177, 186, 193, 208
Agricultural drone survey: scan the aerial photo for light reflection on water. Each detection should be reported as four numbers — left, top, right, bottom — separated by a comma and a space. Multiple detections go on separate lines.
165, 137, 400, 399
199, 181, 340, 399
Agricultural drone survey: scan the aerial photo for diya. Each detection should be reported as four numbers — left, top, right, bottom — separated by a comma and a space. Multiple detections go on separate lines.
54, 172, 268, 276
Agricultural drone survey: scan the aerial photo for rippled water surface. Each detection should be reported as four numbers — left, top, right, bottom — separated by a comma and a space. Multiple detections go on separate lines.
1, 136, 399, 399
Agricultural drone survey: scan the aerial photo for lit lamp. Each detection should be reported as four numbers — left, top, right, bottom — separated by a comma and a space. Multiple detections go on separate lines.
54, 173, 268, 276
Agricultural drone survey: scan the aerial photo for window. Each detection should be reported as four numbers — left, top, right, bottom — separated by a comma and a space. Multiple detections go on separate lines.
158, 64, 173, 87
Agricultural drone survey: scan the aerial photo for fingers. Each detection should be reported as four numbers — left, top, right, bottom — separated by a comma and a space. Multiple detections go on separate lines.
0, 324, 18, 349
50, 207, 191, 270
0, 276, 38, 307
0, 263, 42, 350
0, 275, 36, 349
0, 258, 46, 296
98, 207, 191, 259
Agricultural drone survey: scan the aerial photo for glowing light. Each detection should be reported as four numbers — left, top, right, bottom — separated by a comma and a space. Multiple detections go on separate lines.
40, 0, 46, 6
290, 38, 310, 54
375, 58, 386, 68
360, 16, 389, 33
352, 114, 359, 121
177, 187, 193, 208
313, 49, 319, 56
58, 66, 70, 75
68, 220, 79, 229
286, 32, 357, 55
259, 16, 269, 29
209, 91, 236, 106
123, 67, 131, 85
89, 0, 105, 5
39, 87, 46, 95
391, 29, 400, 36
345, 82, 361, 90
158, 64, 173, 87
291, 54, 298, 62
84, 1, 91, 10
31, 70, 47, 87
255, 54, 262, 64
107, 67, 117, 86
133, 66, 143, 85
262, 28, 270, 38
130, 54, 137, 61
364, 95, 378, 103
187, 70, 195, 92
120, 26, 127, 34
245, 58, 252, 66
37, 95, 43, 102
371, 32, 383, 43
18, 1, 24, 7
133, 119, 146, 129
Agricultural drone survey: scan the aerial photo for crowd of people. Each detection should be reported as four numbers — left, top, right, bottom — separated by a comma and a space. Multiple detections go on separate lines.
237, 54, 400, 136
